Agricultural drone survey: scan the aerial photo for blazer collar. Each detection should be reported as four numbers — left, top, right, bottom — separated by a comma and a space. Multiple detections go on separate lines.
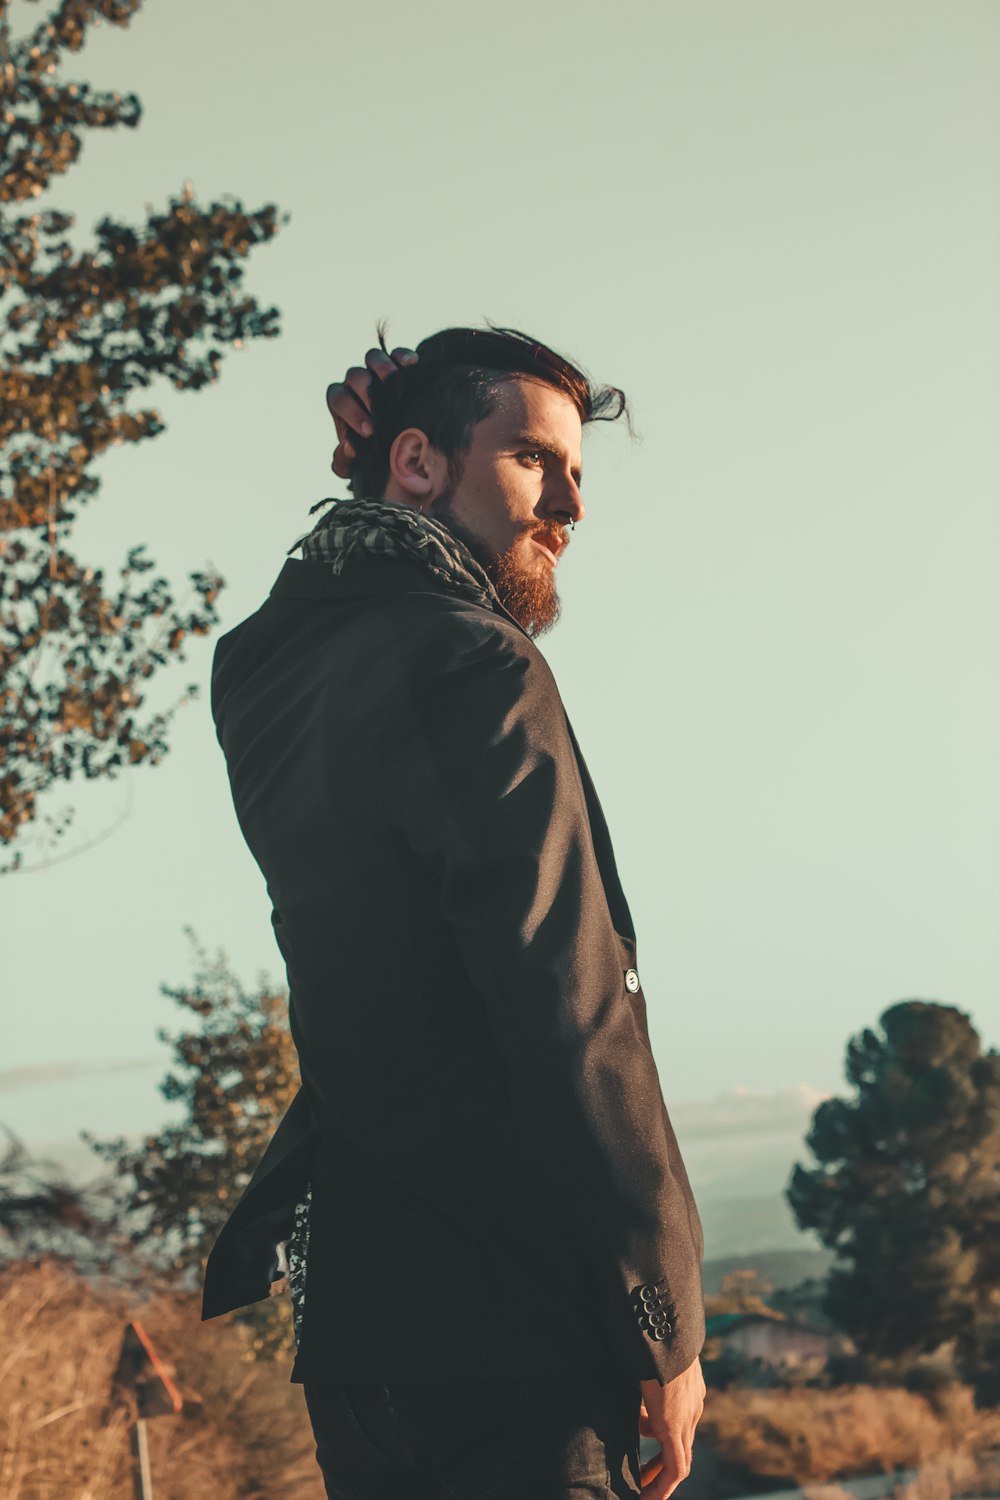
270, 554, 532, 640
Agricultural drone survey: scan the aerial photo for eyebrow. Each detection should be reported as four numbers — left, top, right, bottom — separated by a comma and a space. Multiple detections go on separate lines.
512, 433, 583, 488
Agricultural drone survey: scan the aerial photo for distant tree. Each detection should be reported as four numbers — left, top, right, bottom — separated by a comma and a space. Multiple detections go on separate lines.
0, 1123, 96, 1244
0, 0, 287, 862
84, 929, 300, 1357
0, 1122, 153, 1283
766, 1275, 835, 1332
705, 1268, 779, 1320
787, 1000, 1000, 1402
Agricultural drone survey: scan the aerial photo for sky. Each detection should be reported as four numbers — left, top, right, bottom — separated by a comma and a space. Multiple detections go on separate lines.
2, 0, 998, 1252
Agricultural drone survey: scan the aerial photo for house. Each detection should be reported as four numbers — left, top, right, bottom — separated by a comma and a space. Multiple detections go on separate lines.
705, 1312, 831, 1368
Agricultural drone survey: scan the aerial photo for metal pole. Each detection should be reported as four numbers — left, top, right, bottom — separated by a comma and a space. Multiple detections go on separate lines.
131, 1414, 154, 1500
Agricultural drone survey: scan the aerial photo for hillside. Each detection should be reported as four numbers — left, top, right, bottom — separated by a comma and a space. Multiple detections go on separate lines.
702, 1246, 834, 1296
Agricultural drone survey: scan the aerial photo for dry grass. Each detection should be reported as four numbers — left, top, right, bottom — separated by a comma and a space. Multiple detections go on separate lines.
6, 1256, 1000, 1500
0, 1256, 325, 1500
890, 1447, 1000, 1500
701, 1383, 1000, 1487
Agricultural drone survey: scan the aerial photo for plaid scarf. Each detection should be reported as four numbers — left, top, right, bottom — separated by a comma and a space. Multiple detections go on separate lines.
288, 496, 504, 613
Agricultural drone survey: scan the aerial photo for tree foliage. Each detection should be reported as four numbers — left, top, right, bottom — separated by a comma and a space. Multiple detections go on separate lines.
0, 0, 287, 859
705, 1268, 779, 1321
0, 1122, 157, 1285
787, 1000, 1000, 1402
83, 929, 300, 1358
0, 1123, 101, 1250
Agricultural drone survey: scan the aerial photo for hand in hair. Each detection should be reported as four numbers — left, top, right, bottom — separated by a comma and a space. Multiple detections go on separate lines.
326, 345, 419, 477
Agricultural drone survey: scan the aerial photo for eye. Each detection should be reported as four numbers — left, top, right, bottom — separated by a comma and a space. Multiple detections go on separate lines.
520, 450, 545, 467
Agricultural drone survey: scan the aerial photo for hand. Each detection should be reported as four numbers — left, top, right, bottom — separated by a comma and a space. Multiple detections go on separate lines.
637, 1357, 706, 1498
326, 345, 419, 477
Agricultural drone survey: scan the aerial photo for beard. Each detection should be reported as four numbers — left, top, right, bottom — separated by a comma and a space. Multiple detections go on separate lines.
428, 489, 562, 640
487, 542, 562, 639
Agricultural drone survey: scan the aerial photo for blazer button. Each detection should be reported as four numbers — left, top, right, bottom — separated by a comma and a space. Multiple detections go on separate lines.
625, 969, 640, 993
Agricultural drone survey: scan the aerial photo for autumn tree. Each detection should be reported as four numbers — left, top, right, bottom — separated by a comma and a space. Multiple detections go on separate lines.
84, 929, 300, 1358
704, 1268, 779, 1321
787, 1000, 1000, 1403
0, 0, 287, 862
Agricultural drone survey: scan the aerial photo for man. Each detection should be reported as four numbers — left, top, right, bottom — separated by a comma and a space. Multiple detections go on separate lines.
202, 322, 706, 1499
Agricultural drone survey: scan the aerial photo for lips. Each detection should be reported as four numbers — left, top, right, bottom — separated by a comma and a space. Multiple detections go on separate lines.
532, 534, 564, 561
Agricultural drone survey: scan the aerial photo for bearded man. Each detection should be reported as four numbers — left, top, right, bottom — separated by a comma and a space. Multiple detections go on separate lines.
201, 322, 706, 1499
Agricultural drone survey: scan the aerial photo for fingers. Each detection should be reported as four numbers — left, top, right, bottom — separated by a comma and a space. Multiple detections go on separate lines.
327, 372, 373, 438
639, 1437, 692, 1499
639, 1450, 664, 1488
326, 346, 419, 476
326, 351, 420, 433
640, 1415, 697, 1499
331, 445, 354, 479
347, 347, 419, 415
638, 1358, 704, 1498
367, 346, 419, 379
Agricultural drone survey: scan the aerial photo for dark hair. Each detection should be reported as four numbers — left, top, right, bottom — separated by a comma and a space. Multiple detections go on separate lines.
345, 318, 636, 503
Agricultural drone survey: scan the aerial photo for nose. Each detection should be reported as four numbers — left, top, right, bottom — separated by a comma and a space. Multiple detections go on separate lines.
549, 476, 585, 533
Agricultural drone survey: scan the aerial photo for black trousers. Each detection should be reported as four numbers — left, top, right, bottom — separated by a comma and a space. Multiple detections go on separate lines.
302, 1374, 644, 1499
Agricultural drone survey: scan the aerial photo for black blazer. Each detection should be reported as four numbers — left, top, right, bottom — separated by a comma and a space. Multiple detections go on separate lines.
201, 551, 705, 1386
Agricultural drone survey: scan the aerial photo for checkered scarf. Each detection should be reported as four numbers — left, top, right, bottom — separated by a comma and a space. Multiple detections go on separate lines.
288, 497, 504, 613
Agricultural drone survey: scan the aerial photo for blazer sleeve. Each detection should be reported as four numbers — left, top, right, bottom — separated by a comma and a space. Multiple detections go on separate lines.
383, 612, 705, 1384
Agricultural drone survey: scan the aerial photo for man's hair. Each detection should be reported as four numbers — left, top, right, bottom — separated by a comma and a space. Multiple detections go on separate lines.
346, 319, 635, 502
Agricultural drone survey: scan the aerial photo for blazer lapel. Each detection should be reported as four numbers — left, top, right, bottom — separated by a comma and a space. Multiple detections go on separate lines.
561, 713, 637, 944
483, 593, 637, 945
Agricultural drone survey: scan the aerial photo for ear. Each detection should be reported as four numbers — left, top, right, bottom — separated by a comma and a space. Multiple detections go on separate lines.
387, 428, 448, 502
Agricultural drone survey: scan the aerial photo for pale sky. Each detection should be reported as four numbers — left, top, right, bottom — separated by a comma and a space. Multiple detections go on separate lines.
3, 0, 998, 1241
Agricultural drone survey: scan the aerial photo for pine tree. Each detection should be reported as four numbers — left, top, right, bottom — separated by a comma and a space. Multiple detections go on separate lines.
0, 0, 287, 860
84, 928, 301, 1358
787, 1000, 1000, 1402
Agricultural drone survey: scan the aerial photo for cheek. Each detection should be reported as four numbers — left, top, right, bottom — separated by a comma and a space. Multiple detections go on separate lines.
498, 462, 540, 517
462, 459, 534, 546
480, 464, 525, 524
